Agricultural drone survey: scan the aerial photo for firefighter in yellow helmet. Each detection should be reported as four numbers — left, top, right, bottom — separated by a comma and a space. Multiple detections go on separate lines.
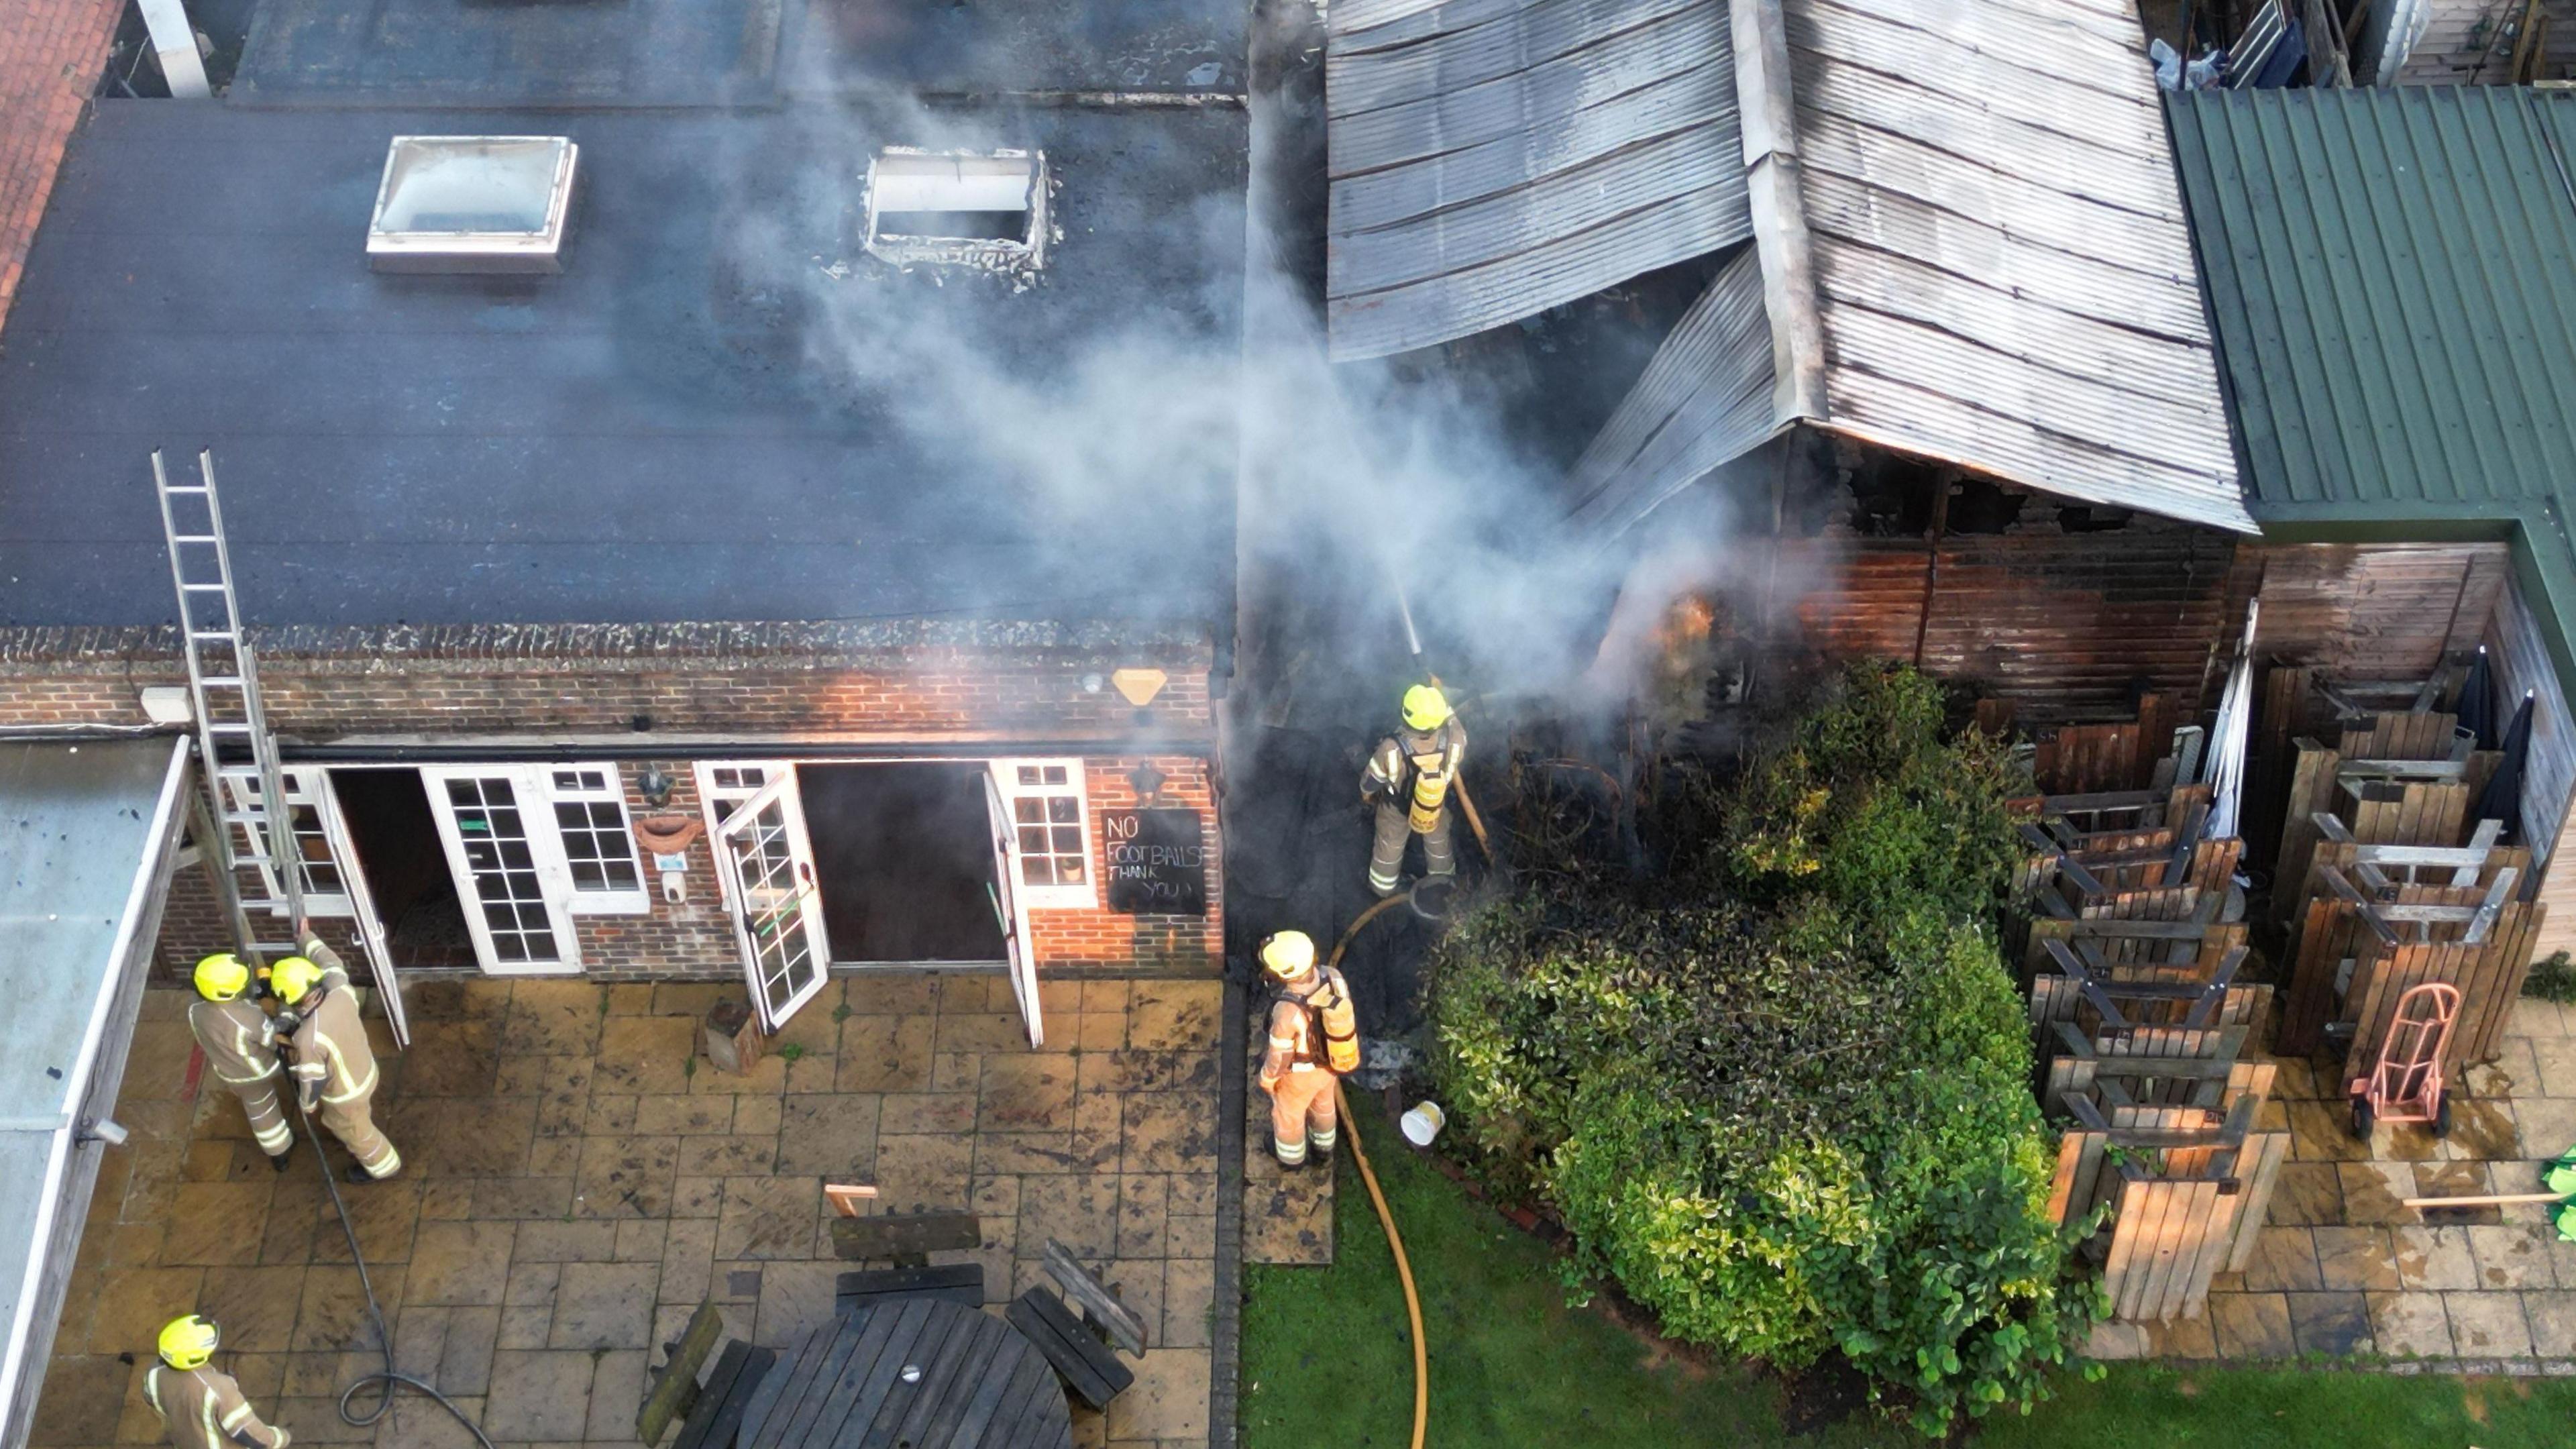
272, 934, 401, 1183
1254, 930, 1360, 1169
185, 955, 292, 1172
144, 1314, 289, 1449
1362, 684, 1466, 898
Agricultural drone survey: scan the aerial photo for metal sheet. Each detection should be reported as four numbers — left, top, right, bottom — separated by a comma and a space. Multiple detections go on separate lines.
1566, 246, 1775, 536
1779, 0, 2247, 532
0, 739, 187, 1444
1325, 0, 1751, 360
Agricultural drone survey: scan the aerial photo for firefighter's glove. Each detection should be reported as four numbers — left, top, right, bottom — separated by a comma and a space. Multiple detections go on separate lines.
292, 1062, 325, 1114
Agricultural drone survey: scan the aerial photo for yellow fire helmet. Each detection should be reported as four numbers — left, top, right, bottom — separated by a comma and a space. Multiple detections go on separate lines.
192, 953, 252, 1003
1401, 684, 1452, 732
269, 955, 325, 1006
1259, 930, 1317, 981
158, 1313, 219, 1371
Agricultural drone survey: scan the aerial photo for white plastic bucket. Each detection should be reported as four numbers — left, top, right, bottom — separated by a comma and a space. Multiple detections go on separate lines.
1399, 1100, 1446, 1146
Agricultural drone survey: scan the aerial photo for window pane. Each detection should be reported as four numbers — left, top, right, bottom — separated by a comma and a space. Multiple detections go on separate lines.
1051, 826, 1082, 854
1017, 765, 1041, 786
553, 770, 580, 790
447, 780, 480, 804
1057, 859, 1085, 883
572, 861, 604, 888
1042, 765, 1067, 785
1048, 796, 1079, 823
1018, 826, 1049, 855
555, 802, 586, 829
605, 860, 640, 890
1015, 799, 1044, 823
1022, 857, 1056, 885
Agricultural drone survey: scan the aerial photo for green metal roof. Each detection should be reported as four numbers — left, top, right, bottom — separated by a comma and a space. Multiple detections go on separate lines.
2168, 85, 2576, 688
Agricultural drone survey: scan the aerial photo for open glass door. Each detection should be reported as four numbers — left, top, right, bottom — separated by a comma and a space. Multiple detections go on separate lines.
317, 771, 410, 1048
421, 767, 583, 973
984, 767, 1043, 1047
712, 771, 832, 1031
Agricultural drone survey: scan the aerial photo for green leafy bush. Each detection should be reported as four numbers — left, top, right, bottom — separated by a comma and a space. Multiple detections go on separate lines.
1428, 664, 2094, 1435
2526, 951, 2576, 1004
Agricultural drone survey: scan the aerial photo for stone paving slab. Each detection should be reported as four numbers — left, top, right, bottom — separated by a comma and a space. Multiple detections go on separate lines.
33, 973, 1224, 1448
2137, 996, 2576, 1369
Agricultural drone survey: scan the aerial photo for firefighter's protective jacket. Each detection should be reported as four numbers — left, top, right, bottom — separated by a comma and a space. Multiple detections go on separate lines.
186, 998, 279, 1089
1259, 965, 1359, 1089
1363, 718, 1468, 824
144, 1364, 288, 1449
286, 939, 373, 1114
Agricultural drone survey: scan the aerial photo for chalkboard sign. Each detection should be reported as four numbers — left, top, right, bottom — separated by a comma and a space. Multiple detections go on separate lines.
1103, 808, 1207, 916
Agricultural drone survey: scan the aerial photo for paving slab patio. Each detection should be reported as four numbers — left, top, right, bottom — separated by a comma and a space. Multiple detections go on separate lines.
30, 973, 1223, 1449
2181, 996, 2576, 1369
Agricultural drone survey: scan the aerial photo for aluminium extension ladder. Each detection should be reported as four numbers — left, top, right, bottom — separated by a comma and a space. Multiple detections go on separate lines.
152, 448, 305, 961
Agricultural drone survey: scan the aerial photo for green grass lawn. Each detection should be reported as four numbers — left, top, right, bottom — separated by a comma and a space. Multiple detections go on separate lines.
1240, 1122, 2576, 1449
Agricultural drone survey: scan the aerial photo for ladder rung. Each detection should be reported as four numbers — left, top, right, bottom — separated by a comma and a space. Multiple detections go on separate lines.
170, 535, 219, 544
199, 676, 244, 688
205, 722, 255, 734
190, 631, 238, 641
162, 484, 209, 495
180, 582, 229, 592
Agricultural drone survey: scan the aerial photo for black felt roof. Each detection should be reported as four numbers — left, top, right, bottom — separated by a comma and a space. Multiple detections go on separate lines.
0, 101, 1246, 629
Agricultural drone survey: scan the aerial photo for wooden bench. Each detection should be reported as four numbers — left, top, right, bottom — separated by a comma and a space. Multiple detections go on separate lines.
669, 1340, 775, 1449
1008, 1288, 1136, 1413
827, 1211, 982, 1267
1042, 1238, 1148, 1356
636, 1300, 727, 1445
833, 1263, 985, 1317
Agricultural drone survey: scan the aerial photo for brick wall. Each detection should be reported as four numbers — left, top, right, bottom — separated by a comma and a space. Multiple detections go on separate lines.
84, 624, 1226, 993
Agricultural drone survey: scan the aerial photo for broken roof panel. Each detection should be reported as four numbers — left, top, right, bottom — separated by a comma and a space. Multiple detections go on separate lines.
1564, 246, 1775, 537
1780, 0, 2250, 533
1324, 0, 1752, 360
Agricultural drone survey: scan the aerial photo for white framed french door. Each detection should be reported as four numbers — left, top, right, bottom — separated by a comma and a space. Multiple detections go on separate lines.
420, 766, 584, 974
317, 771, 411, 1047
218, 765, 411, 1044
708, 769, 833, 1030
984, 765, 1043, 1047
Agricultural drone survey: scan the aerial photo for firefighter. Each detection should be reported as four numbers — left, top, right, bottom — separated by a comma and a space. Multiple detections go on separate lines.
1254, 930, 1360, 1169
272, 935, 401, 1183
185, 955, 292, 1172
1362, 684, 1467, 898
144, 1314, 289, 1449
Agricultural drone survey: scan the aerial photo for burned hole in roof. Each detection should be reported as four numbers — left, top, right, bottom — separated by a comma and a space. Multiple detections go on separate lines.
863, 148, 1048, 275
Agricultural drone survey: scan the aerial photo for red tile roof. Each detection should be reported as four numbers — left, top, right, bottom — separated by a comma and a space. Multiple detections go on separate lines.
0, 0, 120, 326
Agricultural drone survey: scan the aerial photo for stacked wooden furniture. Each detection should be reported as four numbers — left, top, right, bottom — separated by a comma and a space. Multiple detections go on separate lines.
2019, 782, 2243, 923
2045, 1067, 2289, 1324
2027, 893, 2286, 1324
2270, 707, 2499, 929
2276, 849, 2544, 1067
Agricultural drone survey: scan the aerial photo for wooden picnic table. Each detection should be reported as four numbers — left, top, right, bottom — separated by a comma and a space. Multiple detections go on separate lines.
736, 1296, 1073, 1449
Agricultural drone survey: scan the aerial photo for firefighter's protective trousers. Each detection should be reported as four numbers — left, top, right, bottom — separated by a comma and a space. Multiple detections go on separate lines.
186, 998, 292, 1159
287, 941, 402, 1179
1364, 718, 1466, 898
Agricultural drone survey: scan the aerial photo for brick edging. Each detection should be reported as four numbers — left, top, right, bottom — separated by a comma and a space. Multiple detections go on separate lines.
1209, 966, 1248, 1448
0, 619, 1214, 667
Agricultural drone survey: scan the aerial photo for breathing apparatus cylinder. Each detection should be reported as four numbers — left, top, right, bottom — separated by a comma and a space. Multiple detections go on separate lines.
1319, 981, 1360, 1075
1406, 751, 1452, 835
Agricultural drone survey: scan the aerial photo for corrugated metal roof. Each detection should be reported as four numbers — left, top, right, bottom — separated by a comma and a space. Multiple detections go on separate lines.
1561, 0, 2250, 539
2167, 83, 2576, 708
1781, 0, 2251, 534
1323, 0, 1752, 360
1564, 245, 1775, 535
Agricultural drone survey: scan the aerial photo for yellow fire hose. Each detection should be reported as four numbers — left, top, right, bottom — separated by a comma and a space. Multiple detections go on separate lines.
1326, 898, 1429, 1449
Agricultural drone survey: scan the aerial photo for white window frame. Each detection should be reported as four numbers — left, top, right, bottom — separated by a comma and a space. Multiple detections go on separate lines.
694, 761, 791, 911
215, 765, 355, 918
419, 765, 586, 975
991, 757, 1095, 910
706, 768, 834, 1030
540, 764, 652, 916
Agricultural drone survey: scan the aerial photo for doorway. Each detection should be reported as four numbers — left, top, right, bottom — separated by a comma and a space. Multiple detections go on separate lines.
800, 762, 1008, 963
329, 767, 477, 971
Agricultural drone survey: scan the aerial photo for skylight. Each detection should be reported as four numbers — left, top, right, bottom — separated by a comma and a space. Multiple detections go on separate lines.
368, 136, 578, 274
864, 149, 1047, 270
